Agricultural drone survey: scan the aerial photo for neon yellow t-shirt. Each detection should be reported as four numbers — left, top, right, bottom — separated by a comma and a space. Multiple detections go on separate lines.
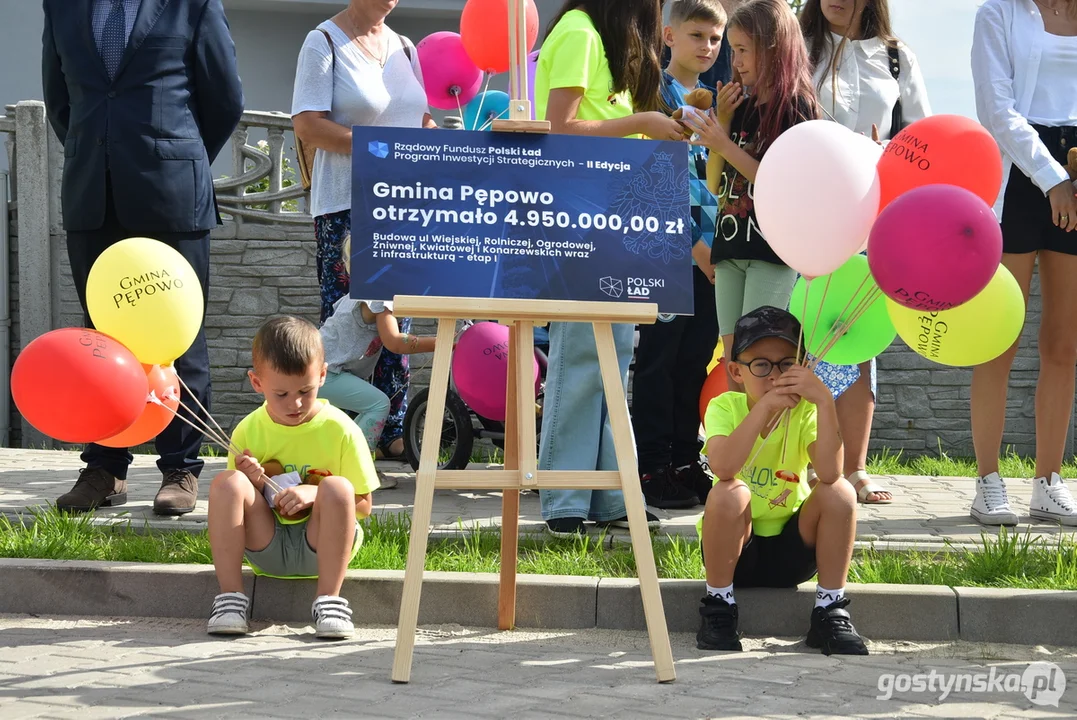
228, 399, 380, 533
697, 392, 818, 538
535, 9, 634, 126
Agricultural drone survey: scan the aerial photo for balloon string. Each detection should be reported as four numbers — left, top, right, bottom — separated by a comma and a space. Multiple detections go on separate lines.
175, 372, 233, 456
471, 73, 492, 130
809, 287, 883, 369
478, 109, 508, 132
805, 274, 832, 359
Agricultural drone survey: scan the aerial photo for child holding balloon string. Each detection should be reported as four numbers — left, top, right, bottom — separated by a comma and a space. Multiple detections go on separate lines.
533, 0, 684, 537
682, 0, 820, 387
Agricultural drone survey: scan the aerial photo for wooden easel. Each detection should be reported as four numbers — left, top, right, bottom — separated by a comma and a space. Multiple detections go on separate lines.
390, 0, 676, 685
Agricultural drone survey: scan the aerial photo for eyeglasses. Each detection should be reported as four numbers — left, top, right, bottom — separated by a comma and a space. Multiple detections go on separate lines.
737, 357, 798, 378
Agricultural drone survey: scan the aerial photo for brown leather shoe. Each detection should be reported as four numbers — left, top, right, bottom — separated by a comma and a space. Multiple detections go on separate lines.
154, 469, 199, 516
56, 468, 128, 513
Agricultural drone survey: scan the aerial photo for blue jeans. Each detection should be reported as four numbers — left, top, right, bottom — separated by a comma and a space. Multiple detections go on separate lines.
538, 321, 635, 522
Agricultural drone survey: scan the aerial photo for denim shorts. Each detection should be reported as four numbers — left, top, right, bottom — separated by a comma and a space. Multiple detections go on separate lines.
245, 519, 361, 579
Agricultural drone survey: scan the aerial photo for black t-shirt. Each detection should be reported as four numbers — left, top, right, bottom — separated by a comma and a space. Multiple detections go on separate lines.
710, 97, 815, 265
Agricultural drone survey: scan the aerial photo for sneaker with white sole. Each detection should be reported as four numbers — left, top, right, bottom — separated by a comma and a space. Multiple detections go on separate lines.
970, 472, 1018, 526
207, 592, 250, 636
1029, 473, 1077, 526
312, 595, 354, 639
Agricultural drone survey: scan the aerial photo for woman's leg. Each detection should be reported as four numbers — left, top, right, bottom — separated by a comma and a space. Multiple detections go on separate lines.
314, 211, 352, 324
539, 321, 609, 521
714, 260, 748, 392
836, 361, 887, 501
1033, 250, 1077, 478
971, 253, 1036, 477
372, 317, 411, 458
319, 371, 391, 451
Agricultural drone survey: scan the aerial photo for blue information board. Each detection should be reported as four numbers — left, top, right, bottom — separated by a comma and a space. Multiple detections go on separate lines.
350, 127, 694, 314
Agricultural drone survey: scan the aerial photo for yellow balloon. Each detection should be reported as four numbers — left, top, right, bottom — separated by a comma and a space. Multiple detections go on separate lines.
707, 338, 725, 373
86, 238, 204, 365
886, 265, 1024, 367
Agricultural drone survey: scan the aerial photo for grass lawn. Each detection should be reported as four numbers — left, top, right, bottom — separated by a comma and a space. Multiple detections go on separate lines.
3, 508, 1076, 591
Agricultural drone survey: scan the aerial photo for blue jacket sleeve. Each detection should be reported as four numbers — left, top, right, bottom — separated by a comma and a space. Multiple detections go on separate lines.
192, 0, 244, 163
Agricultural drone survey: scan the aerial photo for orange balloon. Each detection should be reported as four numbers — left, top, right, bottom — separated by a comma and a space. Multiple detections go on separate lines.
699, 359, 729, 423
877, 115, 1003, 211
98, 364, 181, 448
460, 0, 540, 74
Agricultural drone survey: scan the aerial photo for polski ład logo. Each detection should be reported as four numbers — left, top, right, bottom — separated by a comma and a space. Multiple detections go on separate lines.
368, 141, 389, 159
599, 276, 623, 299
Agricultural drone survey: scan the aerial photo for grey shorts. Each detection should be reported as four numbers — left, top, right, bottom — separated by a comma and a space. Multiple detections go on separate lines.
244, 519, 361, 579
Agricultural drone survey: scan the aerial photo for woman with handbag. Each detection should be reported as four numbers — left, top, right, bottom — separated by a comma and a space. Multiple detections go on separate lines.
291, 0, 436, 461
799, 0, 931, 505
967, 0, 1077, 527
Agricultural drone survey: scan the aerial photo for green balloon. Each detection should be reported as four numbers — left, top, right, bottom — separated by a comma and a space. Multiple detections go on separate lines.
789, 255, 896, 365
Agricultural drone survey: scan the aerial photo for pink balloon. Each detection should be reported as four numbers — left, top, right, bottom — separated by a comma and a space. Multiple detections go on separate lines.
416, 32, 483, 110
755, 120, 881, 278
868, 184, 1002, 312
452, 322, 540, 422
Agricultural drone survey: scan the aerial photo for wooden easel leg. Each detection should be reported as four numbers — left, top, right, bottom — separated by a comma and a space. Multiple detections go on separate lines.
593, 322, 677, 684
391, 318, 458, 683
499, 324, 521, 631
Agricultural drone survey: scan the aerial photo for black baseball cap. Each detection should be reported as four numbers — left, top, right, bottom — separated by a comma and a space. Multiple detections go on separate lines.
731, 306, 802, 360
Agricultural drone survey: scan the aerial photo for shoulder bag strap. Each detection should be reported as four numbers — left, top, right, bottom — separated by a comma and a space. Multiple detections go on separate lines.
887, 44, 904, 139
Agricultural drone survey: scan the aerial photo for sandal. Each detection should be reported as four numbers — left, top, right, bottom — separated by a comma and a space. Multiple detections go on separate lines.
849, 470, 893, 505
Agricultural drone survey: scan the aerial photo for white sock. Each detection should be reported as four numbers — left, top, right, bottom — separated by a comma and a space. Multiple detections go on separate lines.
815, 586, 845, 608
706, 583, 734, 604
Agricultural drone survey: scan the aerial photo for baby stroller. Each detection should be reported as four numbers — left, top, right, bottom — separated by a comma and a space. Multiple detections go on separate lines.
402, 323, 549, 471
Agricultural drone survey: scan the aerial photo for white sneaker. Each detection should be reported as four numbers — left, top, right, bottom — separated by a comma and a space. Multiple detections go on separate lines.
1029, 473, 1077, 526
312, 595, 354, 639
207, 592, 250, 635
970, 473, 1019, 526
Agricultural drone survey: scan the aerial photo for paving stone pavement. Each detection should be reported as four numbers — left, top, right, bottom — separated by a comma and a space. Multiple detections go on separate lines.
0, 614, 1074, 718
1, 449, 1076, 549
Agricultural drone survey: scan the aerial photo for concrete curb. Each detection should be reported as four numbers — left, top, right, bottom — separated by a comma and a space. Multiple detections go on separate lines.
0, 559, 1073, 646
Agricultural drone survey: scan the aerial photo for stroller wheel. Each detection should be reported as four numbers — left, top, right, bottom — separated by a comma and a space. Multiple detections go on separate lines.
402, 387, 476, 471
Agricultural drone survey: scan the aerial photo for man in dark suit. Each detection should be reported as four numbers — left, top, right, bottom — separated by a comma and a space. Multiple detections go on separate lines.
42, 0, 243, 515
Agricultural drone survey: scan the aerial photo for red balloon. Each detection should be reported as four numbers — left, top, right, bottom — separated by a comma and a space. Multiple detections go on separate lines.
699, 359, 730, 423
460, 0, 540, 74
877, 115, 1003, 211
98, 364, 181, 448
11, 328, 148, 443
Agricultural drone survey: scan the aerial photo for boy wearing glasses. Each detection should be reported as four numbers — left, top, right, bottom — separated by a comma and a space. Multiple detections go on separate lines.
696, 306, 868, 656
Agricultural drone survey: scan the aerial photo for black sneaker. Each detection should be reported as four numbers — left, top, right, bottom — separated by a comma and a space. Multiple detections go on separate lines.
673, 461, 715, 507
595, 510, 661, 530
641, 467, 699, 509
545, 517, 587, 538
697, 594, 743, 651
806, 598, 869, 656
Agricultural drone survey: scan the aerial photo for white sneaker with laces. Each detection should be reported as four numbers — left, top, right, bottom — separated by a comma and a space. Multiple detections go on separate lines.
207, 592, 250, 635
1029, 473, 1077, 526
312, 595, 354, 639
970, 472, 1018, 526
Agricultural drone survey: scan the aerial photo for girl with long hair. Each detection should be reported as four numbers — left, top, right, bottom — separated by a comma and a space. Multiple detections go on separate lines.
683, 0, 819, 378
799, 0, 931, 506
534, 0, 684, 537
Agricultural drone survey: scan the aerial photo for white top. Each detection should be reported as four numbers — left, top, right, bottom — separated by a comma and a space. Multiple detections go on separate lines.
972, 0, 1077, 218
1026, 31, 1077, 125
811, 33, 931, 140
292, 21, 429, 218
321, 298, 393, 377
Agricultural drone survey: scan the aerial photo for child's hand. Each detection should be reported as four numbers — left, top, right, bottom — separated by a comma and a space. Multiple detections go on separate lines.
775, 365, 831, 406
638, 111, 688, 141
715, 82, 745, 127
685, 109, 730, 153
760, 385, 800, 415
235, 450, 264, 486
275, 483, 318, 518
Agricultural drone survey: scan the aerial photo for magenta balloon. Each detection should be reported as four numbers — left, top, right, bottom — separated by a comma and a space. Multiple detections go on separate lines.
527, 50, 538, 120
868, 184, 1002, 312
416, 32, 483, 110
452, 322, 540, 422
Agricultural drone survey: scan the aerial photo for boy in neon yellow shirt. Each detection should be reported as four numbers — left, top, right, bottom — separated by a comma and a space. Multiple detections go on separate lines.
207, 316, 379, 639
697, 306, 867, 655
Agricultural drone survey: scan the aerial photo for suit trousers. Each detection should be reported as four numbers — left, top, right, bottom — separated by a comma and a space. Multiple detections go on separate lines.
66, 174, 211, 479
